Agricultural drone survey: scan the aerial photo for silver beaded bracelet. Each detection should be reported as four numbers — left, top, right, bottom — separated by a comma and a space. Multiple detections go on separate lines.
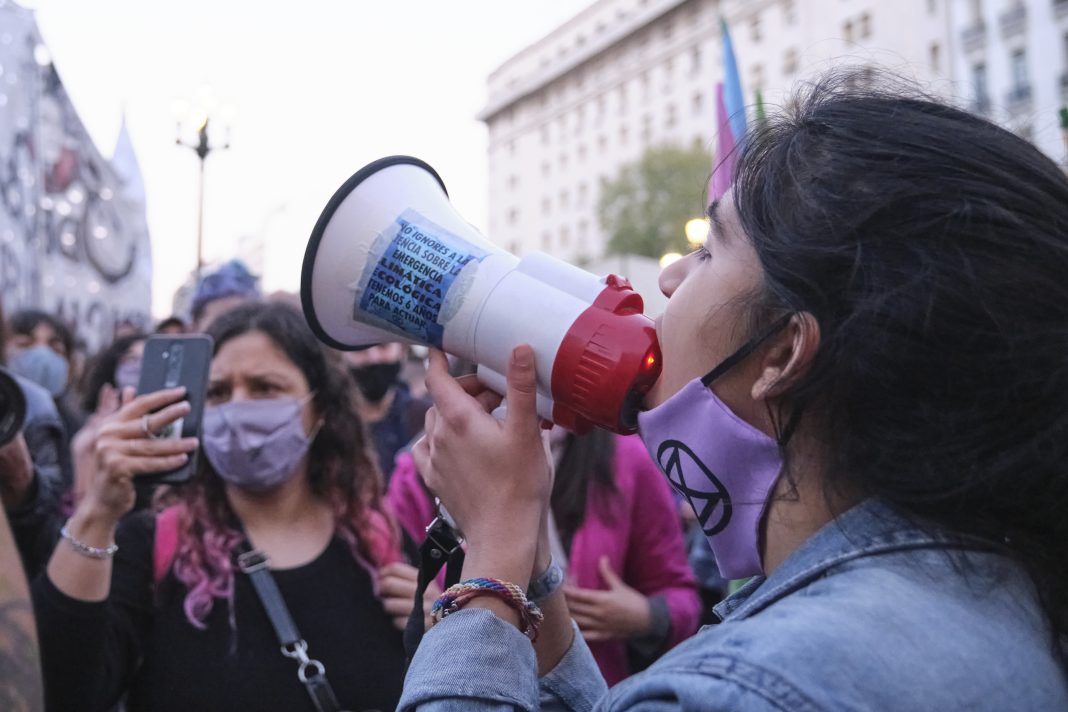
527, 554, 565, 604
60, 520, 118, 560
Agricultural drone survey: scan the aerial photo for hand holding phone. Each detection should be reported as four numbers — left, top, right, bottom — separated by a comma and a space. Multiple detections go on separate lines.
135, 335, 213, 484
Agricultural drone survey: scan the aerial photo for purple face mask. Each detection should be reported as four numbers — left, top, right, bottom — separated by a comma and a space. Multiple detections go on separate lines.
202, 396, 318, 493
114, 358, 142, 392
637, 316, 790, 580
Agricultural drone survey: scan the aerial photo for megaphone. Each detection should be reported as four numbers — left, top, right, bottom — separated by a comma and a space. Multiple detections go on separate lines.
301, 156, 661, 434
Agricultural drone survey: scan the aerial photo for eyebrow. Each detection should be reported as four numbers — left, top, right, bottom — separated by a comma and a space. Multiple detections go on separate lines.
708, 200, 727, 242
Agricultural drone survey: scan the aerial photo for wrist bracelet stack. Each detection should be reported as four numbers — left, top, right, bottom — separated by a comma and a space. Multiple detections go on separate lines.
60, 519, 118, 560
432, 577, 544, 640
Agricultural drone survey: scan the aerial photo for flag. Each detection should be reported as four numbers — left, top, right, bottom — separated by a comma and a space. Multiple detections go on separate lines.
720, 17, 747, 148
709, 82, 738, 203
754, 89, 767, 131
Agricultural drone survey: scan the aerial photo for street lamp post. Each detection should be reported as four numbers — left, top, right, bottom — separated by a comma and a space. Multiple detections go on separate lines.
176, 115, 229, 283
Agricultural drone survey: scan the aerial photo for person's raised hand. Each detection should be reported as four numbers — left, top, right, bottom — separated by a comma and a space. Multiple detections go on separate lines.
413, 346, 552, 582
79, 387, 198, 526
0, 434, 34, 511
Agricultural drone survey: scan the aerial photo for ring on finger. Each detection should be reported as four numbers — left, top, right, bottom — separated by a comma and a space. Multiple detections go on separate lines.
141, 414, 163, 440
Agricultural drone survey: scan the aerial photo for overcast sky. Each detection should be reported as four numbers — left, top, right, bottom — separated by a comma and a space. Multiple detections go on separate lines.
23, 0, 589, 316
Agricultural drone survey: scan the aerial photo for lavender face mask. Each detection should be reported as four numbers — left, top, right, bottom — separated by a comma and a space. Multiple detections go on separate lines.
637, 316, 790, 579
202, 396, 318, 493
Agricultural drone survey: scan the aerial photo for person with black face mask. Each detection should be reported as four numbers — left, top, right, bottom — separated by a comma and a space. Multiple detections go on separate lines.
342, 342, 429, 482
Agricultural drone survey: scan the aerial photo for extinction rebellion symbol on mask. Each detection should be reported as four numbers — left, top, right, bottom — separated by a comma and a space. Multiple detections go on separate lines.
656, 440, 732, 537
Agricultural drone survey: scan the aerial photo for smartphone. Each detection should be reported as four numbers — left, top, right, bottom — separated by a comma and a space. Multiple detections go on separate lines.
135, 334, 213, 484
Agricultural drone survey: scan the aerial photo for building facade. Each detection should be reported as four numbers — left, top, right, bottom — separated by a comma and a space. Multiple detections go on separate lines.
479, 0, 956, 263
949, 0, 1068, 162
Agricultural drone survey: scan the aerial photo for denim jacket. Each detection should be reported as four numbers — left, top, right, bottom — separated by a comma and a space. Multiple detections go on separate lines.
400, 498, 1067, 711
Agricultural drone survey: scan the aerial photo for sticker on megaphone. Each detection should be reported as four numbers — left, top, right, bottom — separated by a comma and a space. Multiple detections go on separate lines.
349, 209, 488, 348
301, 155, 662, 434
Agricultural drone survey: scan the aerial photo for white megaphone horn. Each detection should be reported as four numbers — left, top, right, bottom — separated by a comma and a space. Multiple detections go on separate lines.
300, 156, 661, 434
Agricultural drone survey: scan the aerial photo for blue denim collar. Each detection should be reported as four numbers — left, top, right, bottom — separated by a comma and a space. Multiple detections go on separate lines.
713, 497, 981, 622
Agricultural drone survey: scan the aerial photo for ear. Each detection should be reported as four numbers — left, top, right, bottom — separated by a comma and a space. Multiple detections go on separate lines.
751, 313, 820, 401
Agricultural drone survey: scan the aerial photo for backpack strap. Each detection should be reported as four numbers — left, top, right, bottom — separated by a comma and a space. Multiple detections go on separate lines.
153, 505, 181, 587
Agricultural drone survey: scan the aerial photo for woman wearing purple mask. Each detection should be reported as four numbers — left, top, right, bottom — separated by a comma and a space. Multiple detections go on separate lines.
399, 73, 1068, 710
33, 302, 413, 712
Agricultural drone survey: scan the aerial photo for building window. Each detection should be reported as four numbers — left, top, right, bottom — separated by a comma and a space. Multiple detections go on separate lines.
641, 114, 652, 144
507, 140, 516, 156
541, 197, 551, 215
972, 62, 989, 106
692, 91, 703, 115
783, 0, 796, 24
751, 63, 764, 91
751, 17, 762, 42
929, 42, 940, 72
784, 48, 799, 76
620, 125, 629, 145
598, 134, 608, 152
663, 19, 674, 41
618, 85, 627, 114
559, 153, 569, 171
927, 0, 937, 15
596, 95, 606, 123
559, 190, 570, 210
1010, 48, 1028, 90
641, 71, 651, 100
859, 12, 871, 39
508, 175, 519, 190
843, 20, 854, 43
665, 103, 677, 128
690, 45, 701, 75
560, 226, 571, 249
541, 232, 552, 250
574, 106, 585, 135
507, 208, 519, 225
578, 144, 588, 163
578, 182, 588, 206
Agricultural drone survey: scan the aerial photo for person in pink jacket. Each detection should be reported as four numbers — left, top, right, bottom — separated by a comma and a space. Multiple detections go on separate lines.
387, 427, 700, 686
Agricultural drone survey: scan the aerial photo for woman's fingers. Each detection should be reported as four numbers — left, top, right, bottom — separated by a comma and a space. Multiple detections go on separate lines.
130, 453, 191, 474
504, 345, 540, 437
105, 400, 191, 440
116, 436, 198, 458
118, 387, 187, 420
382, 597, 415, 618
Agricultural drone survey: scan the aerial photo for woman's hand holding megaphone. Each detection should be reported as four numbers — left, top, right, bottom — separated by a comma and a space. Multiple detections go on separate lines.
414, 346, 551, 590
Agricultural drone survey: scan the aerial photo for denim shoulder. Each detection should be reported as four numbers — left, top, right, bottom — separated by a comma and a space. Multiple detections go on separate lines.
600, 548, 1068, 712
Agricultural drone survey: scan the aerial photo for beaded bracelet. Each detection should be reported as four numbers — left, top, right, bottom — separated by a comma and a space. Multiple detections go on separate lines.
60, 520, 118, 560
432, 577, 545, 640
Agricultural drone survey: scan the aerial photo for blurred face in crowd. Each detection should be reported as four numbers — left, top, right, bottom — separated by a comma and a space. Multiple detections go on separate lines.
342, 342, 405, 404
9, 322, 68, 362
648, 197, 767, 420
7, 320, 72, 395
206, 330, 318, 435
113, 339, 146, 392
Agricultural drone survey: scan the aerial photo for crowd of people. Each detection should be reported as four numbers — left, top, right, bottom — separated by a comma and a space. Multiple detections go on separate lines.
1, 70, 1067, 711
0, 258, 706, 711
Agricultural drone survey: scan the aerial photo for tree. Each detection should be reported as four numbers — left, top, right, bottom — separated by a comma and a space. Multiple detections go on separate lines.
597, 144, 711, 258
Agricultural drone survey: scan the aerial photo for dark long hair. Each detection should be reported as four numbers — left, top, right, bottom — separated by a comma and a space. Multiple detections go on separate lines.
731, 71, 1068, 649
170, 302, 399, 628
550, 428, 618, 553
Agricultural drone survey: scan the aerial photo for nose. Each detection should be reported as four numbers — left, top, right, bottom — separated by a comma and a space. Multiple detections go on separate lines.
658, 254, 689, 298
